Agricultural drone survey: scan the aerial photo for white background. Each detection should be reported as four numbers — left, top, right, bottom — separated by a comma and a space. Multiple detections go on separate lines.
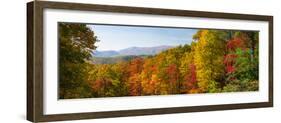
0, 0, 279, 123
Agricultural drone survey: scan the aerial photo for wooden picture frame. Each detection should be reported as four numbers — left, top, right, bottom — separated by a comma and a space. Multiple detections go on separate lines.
27, 1, 273, 122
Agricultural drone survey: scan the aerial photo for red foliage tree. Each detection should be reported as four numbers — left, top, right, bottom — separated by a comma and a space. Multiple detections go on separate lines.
182, 63, 199, 93
224, 36, 247, 74
224, 54, 237, 73
127, 57, 144, 96
128, 75, 142, 96
187, 63, 197, 87
166, 64, 179, 84
128, 57, 144, 76
226, 37, 246, 51
91, 78, 112, 96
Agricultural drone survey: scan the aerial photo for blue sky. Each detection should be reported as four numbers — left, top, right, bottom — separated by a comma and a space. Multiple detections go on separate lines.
88, 24, 198, 51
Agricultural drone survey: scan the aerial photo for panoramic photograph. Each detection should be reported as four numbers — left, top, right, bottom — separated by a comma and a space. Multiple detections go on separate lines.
58, 23, 259, 99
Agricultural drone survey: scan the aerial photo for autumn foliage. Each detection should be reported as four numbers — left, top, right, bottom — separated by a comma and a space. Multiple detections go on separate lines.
59, 23, 259, 99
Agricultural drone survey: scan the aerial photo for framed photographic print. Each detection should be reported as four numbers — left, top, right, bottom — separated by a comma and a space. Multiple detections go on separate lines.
27, 1, 273, 122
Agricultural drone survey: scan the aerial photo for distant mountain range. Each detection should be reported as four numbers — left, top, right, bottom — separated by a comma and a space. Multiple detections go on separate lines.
93, 50, 119, 57
92, 45, 174, 57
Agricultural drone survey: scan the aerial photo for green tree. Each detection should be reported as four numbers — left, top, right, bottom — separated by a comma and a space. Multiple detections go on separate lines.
59, 23, 99, 99
223, 31, 259, 92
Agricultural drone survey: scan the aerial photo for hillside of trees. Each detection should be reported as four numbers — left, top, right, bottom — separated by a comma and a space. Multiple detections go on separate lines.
91, 55, 152, 64
59, 23, 259, 99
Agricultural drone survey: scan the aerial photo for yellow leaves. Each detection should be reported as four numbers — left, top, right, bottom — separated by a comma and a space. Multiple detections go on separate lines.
193, 30, 226, 92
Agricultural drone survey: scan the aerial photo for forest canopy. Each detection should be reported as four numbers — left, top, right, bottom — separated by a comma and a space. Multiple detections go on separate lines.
59, 23, 259, 99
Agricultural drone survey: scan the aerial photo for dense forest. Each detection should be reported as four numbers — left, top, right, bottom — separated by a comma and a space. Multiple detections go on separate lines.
59, 23, 259, 99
